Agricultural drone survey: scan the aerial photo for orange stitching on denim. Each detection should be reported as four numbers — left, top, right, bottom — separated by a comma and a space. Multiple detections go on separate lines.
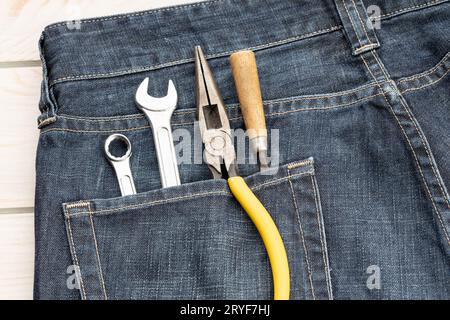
310, 174, 333, 299
264, 81, 384, 102
398, 52, 450, 84
251, 172, 314, 191
88, 203, 108, 300
377, 0, 449, 19
50, 26, 341, 85
65, 171, 314, 217
362, 54, 450, 243
56, 80, 384, 123
59, 113, 144, 122
395, 92, 450, 209
40, 92, 385, 135
69, 190, 227, 216
360, 53, 450, 245
41, 125, 151, 135
351, 0, 375, 46
354, 44, 378, 55
342, 0, 364, 48
65, 201, 90, 210
401, 67, 450, 94
44, 81, 387, 133
371, 51, 391, 81
288, 167, 316, 299
266, 93, 384, 117
288, 159, 314, 170
38, 117, 57, 128
65, 205, 87, 299
373, 49, 450, 209
45, 0, 226, 29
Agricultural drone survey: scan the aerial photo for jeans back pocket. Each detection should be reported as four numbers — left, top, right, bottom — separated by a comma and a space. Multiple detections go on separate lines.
62, 158, 332, 300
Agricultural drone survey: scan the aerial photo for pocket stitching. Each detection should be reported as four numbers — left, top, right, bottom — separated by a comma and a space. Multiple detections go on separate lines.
41, 92, 386, 135
360, 53, 450, 245
55, 80, 386, 122
372, 50, 450, 210
401, 67, 450, 94
310, 175, 334, 300
287, 167, 316, 300
88, 203, 109, 300
397, 52, 450, 94
350, 0, 376, 47
64, 206, 88, 300
64, 171, 315, 218
398, 52, 450, 84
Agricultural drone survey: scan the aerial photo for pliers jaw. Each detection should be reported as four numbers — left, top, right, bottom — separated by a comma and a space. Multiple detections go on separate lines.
195, 46, 238, 179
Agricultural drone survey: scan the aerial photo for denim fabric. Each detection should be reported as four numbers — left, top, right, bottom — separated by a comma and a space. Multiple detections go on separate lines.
35, 0, 450, 299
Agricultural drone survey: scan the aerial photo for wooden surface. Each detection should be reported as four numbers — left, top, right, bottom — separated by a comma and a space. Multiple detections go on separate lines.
0, 0, 201, 300
0, 214, 34, 300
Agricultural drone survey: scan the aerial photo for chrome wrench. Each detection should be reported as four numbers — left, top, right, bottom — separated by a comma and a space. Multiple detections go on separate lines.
135, 78, 181, 188
104, 134, 137, 196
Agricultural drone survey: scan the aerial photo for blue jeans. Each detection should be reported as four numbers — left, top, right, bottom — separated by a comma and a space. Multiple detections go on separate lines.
35, 0, 450, 299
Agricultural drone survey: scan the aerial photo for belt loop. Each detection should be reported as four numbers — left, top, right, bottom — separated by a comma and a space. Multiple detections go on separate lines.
334, 0, 380, 55
37, 32, 58, 129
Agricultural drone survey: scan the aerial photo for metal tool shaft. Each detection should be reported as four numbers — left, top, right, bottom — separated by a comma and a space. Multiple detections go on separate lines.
142, 110, 180, 188
135, 78, 181, 188
111, 158, 136, 196
104, 134, 137, 196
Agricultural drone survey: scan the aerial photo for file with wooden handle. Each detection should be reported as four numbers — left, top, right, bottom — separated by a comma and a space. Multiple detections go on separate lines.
230, 50, 269, 170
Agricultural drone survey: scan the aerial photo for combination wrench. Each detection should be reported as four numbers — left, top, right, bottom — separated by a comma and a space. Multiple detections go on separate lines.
135, 78, 181, 188
104, 134, 137, 196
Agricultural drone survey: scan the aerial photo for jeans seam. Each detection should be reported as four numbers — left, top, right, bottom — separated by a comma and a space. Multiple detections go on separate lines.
252, 172, 314, 191
64, 171, 314, 218
288, 168, 316, 300
360, 53, 450, 245
45, 0, 227, 30
310, 175, 333, 300
68, 190, 228, 217
395, 88, 450, 209
351, 0, 375, 45
342, 0, 364, 48
371, 51, 391, 81
37, 117, 57, 128
56, 79, 386, 123
370, 52, 450, 209
398, 52, 450, 84
265, 93, 383, 117
48, 25, 342, 85
288, 159, 314, 170
400, 67, 450, 94
64, 205, 87, 300
41, 92, 385, 135
88, 203, 108, 300
41, 125, 151, 135
354, 43, 378, 55
375, 0, 450, 20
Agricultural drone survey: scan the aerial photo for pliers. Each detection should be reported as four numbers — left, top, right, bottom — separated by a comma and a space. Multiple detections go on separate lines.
194, 46, 290, 300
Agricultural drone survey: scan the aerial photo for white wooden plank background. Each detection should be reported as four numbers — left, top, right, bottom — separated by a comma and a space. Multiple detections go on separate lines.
0, 214, 34, 300
0, 68, 41, 208
0, 0, 202, 62
0, 0, 201, 300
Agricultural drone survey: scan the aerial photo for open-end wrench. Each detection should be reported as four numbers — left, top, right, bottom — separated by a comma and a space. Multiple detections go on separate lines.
135, 78, 181, 188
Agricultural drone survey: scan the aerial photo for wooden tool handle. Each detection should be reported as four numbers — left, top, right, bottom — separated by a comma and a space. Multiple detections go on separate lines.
230, 50, 267, 141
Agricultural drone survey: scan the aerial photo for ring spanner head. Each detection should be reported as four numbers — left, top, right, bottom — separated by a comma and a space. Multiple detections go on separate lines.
104, 134, 132, 163
135, 77, 178, 112
104, 134, 137, 196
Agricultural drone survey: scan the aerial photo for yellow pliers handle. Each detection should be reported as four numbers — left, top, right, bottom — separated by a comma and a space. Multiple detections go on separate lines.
228, 176, 290, 300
